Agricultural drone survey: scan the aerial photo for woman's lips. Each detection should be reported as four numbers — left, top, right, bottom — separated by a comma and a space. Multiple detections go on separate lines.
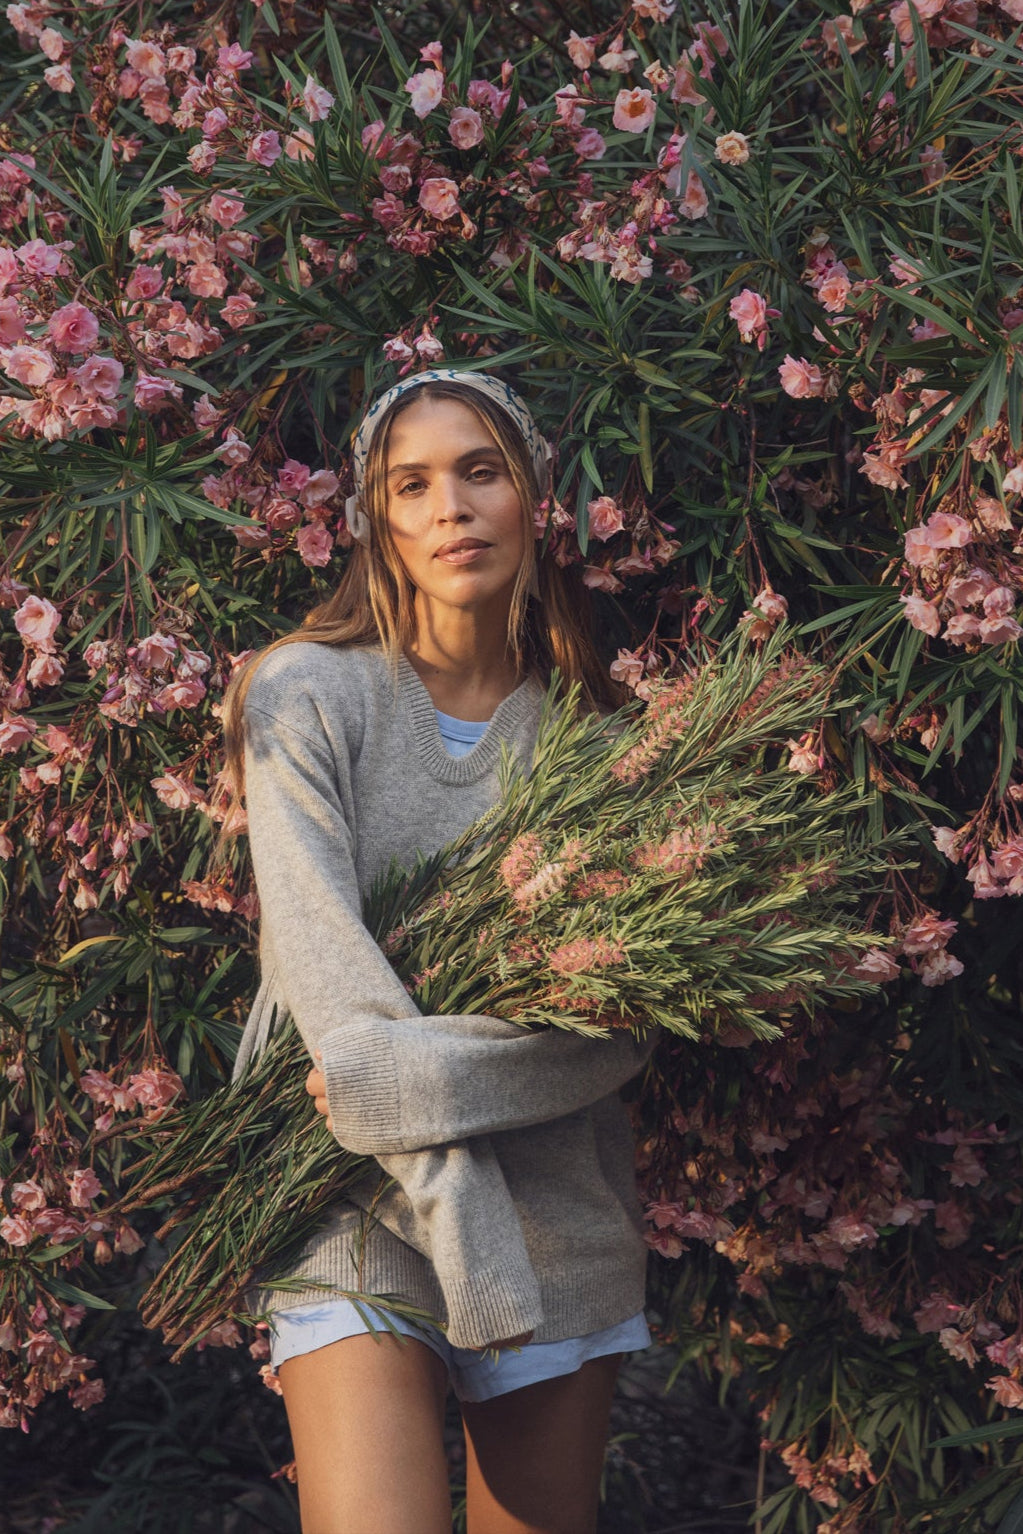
434, 541, 492, 564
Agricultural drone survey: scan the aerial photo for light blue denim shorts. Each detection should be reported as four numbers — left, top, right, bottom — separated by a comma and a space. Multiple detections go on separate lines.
269, 1299, 651, 1403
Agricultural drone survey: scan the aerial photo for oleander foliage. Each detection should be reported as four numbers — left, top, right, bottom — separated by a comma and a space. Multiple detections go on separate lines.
1, 0, 1022, 1529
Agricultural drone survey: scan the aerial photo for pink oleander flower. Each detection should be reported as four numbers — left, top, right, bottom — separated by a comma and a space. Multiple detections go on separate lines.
264, 497, 302, 531
582, 565, 624, 593
901, 912, 957, 954
134, 372, 183, 411
987, 1376, 1023, 1410
609, 648, 646, 691
285, 130, 315, 162
633, 0, 677, 17
208, 192, 246, 228
944, 612, 982, 646
39, 25, 64, 60
14, 594, 59, 646
12, 1178, 45, 1210
153, 676, 206, 711
599, 47, 639, 73
752, 588, 788, 624
980, 614, 1022, 645
68, 1168, 103, 1208
246, 130, 281, 168
575, 128, 607, 160
729, 288, 769, 348
449, 106, 484, 150
128, 1066, 184, 1109
186, 262, 227, 298
16, 239, 64, 277
69, 356, 124, 401
0, 1213, 35, 1246
125, 264, 163, 301
817, 268, 851, 312
296, 522, 333, 566
612, 87, 656, 134
567, 31, 597, 68
587, 495, 625, 541
48, 302, 99, 353
151, 773, 195, 809
853, 949, 901, 981
406, 68, 444, 118
217, 43, 253, 74
827, 1214, 878, 1250
0, 298, 26, 346
214, 428, 251, 466
276, 458, 310, 496
860, 444, 908, 490
0, 715, 37, 753
671, 61, 706, 105
299, 468, 340, 507
419, 178, 461, 220
27, 651, 63, 687
222, 294, 257, 329
779, 355, 825, 398
679, 171, 709, 219
43, 62, 74, 92
715, 131, 750, 165
787, 733, 819, 775
302, 75, 334, 122
125, 39, 166, 78
3, 343, 55, 386
900, 594, 940, 636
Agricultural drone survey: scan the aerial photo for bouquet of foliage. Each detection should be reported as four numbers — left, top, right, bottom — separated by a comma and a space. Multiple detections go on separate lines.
118, 633, 902, 1356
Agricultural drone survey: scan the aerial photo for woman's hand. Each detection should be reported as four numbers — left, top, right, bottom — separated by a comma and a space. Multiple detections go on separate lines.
305, 1050, 333, 1132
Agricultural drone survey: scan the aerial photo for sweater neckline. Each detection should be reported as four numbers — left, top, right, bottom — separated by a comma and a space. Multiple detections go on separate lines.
396, 653, 543, 785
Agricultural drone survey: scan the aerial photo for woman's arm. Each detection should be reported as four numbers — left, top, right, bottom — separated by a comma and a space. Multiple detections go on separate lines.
244, 698, 653, 1151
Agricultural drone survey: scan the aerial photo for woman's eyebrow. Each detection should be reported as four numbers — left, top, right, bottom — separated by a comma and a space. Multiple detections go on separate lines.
387, 446, 505, 477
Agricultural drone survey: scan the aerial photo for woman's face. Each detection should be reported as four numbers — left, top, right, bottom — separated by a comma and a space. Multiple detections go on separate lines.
384, 394, 526, 618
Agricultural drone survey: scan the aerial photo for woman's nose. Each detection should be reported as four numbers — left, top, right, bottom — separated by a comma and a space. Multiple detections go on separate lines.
433, 474, 471, 522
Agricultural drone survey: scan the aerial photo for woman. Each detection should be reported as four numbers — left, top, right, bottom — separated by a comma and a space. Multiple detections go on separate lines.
223, 370, 653, 1534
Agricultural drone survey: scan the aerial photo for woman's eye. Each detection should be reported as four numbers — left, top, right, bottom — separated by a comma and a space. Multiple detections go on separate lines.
469, 466, 497, 481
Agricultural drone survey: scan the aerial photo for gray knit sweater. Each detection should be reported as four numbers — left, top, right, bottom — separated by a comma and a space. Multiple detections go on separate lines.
235, 642, 650, 1349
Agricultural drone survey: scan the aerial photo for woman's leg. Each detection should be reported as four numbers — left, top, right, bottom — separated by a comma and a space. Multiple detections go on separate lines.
461, 1353, 621, 1534
279, 1332, 451, 1534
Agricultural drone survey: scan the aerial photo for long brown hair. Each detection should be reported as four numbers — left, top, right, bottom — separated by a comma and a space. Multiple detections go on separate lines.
221, 379, 618, 795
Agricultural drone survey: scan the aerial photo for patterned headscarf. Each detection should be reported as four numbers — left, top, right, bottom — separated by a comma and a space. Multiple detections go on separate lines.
344, 369, 552, 546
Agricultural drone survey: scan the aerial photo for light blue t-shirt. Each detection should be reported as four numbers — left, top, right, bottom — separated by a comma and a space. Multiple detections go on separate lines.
436, 708, 488, 758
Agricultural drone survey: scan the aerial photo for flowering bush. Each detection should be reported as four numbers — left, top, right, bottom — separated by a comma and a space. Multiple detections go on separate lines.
1, 0, 1022, 1526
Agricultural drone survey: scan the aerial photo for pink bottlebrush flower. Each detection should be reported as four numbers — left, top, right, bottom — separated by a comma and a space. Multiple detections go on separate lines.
778, 355, 825, 398
567, 31, 597, 68
499, 832, 545, 892
548, 936, 625, 976
714, 131, 750, 165
729, 288, 769, 348
48, 302, 99, 353
302, 75, 334, 122
612, 87, 657, 134
221, 294, 257, 330
586, 495, 625, 541
853, 949, 901, 982
406, 68, 445, 118
14, 594, 59, 646
419, 177, 461, 220
899, 594, 940, 636
296, 523, 334, 567
246, 131, 282, 168
68, 1168, 103, 1208
128, 1066, 184, 1109
3, 343, 55, 386
448, 106, 484, 149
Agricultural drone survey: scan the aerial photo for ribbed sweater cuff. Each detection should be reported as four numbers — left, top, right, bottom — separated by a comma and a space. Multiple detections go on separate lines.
319, 1022, 403, 1155
441, 1259, 544, 1350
